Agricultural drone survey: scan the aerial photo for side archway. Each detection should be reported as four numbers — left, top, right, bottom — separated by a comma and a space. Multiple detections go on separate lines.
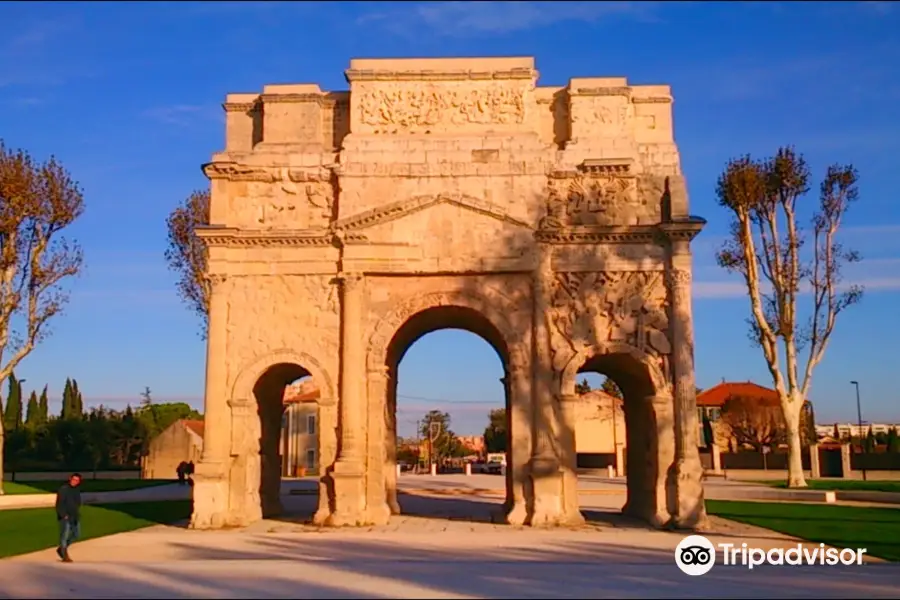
560, 343, 674, 527
228, 348, 337, 525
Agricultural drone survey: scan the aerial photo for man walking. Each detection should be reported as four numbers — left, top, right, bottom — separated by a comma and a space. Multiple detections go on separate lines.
55, 473, 82, 562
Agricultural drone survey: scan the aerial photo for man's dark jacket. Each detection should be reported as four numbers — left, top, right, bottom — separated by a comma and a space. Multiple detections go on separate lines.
55, 483, 81, 522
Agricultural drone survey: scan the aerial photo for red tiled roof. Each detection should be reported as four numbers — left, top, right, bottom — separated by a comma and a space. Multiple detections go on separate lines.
284, 388, 320, 404
183, 419, 205, 438
696, 382, 779, 407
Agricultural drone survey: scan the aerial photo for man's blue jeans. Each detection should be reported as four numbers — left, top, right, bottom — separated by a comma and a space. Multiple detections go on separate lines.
58, 518, 80, 551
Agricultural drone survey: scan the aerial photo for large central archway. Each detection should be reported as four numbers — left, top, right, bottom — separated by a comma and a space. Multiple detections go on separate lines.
366, 289, 532, 525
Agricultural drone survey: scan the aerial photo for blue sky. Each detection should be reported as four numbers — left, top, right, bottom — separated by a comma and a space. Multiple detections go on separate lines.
1, 1, 898, 437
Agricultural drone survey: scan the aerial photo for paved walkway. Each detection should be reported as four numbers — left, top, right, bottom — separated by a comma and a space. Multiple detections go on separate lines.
1, 486, 898, 599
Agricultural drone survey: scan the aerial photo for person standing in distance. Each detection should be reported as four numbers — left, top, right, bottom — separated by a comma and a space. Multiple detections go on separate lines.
55, 473, 83, 562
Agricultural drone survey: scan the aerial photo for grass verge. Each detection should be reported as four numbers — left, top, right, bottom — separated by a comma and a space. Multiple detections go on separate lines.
759, 480, 900, 494
2, 479, 175, 495
706, 500, 900, 562
0, 500, 192, 559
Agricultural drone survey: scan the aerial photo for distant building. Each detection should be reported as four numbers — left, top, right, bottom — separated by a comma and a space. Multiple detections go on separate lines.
142, 379, 321, 480
141, 419, 204, 480
457, 435, 485, 456
574, 390, 626, 455
816, 423, 900, 438
281, 379, 320, 476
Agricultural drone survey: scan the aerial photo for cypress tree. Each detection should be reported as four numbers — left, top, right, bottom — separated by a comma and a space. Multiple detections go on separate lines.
3, 373, 22, 430
71, 378, 84, 419
25, 391, 40, 428
38, 385, 49, 424
61, 378, 73, 419
887, 427, 900, 453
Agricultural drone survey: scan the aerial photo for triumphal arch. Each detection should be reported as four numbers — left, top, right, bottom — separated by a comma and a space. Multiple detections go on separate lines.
189, 57, 707, 531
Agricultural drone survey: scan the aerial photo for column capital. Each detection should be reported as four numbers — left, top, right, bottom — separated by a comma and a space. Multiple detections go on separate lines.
367, 365, 390, 380
557, 393, 580, 404
227, 398, 254, 414
667, 268, 692, 290
208, 273, 229, 289
338, 271, 365, 290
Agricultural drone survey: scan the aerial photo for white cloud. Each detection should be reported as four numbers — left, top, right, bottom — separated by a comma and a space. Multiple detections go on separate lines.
359, 1, 666, 37
141, 104, 220, 127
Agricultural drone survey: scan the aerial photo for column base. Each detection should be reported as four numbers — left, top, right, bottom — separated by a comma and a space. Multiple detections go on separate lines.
528, 456, 582, 527
505, 498, 529, 526
325, 463, 367, 526
388, 490, 402, 515
672, 458, 709, 530
622, 500, 670, 529
189, 463, 230, 530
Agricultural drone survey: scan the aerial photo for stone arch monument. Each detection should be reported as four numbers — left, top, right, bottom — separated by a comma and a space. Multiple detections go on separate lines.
189, 57, 707, 531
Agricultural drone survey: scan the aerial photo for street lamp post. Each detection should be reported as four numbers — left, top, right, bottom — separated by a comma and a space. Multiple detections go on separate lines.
850, 381, 866, 482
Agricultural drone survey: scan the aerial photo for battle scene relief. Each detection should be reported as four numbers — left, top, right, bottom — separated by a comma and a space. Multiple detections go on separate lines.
210, 166, 336, 230
540, 167, 663, 229
547, 270, 671, 382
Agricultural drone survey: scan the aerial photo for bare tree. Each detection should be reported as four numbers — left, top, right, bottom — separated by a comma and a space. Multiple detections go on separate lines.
164, 189, 210, 336
716, 147, 862, 487
0, 141, 85, 493
719, 395, 786, 452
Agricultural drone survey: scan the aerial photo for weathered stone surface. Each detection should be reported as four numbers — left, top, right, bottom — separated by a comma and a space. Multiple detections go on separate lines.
191, 56, 707, 531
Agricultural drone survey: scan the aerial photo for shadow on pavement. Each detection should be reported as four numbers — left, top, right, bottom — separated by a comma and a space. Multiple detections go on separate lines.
3, 535, 899, 599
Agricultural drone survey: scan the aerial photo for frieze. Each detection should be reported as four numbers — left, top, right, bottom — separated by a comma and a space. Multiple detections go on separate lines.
202, 162, 333, 184
346, 67, 536, 82
571, 87, 632, 98
198, 228, 366, 248
632, 96, 672, 104
358, 87, 525, 132
535, 228, 659, 245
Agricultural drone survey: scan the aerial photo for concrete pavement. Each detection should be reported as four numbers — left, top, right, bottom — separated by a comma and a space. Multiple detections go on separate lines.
2, 479, 898, 598
2, 512, 897, 599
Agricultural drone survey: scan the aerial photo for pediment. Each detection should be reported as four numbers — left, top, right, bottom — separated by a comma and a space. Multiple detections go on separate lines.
334, 194, 533, 233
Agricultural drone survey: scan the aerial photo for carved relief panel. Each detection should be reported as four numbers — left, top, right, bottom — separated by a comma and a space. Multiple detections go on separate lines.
207, 164, 336, 230
540, 168, 659, 228
356, 85, 526, 134
547, 270, 671, 381
570, 93, 632, 139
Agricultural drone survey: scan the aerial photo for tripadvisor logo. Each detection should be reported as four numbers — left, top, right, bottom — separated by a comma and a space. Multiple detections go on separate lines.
675, 535, 716, 576
675, 535, 868, 575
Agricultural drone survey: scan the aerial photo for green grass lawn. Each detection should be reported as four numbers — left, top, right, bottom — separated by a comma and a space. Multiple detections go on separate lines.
760, 480, 900, 493
707, 500, 900, 562
0, 500, 193, 559
1, 479, 176, 495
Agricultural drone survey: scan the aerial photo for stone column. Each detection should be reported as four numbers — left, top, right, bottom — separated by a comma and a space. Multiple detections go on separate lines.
529, 243, 564, 525
367, 364, 392, 524
558, 393, 585, 525
506, 346, 532, 526
499, 373, 514, 513
328, 272, 367, 526
190, 274, 230, 530
666, 242, 708, 529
